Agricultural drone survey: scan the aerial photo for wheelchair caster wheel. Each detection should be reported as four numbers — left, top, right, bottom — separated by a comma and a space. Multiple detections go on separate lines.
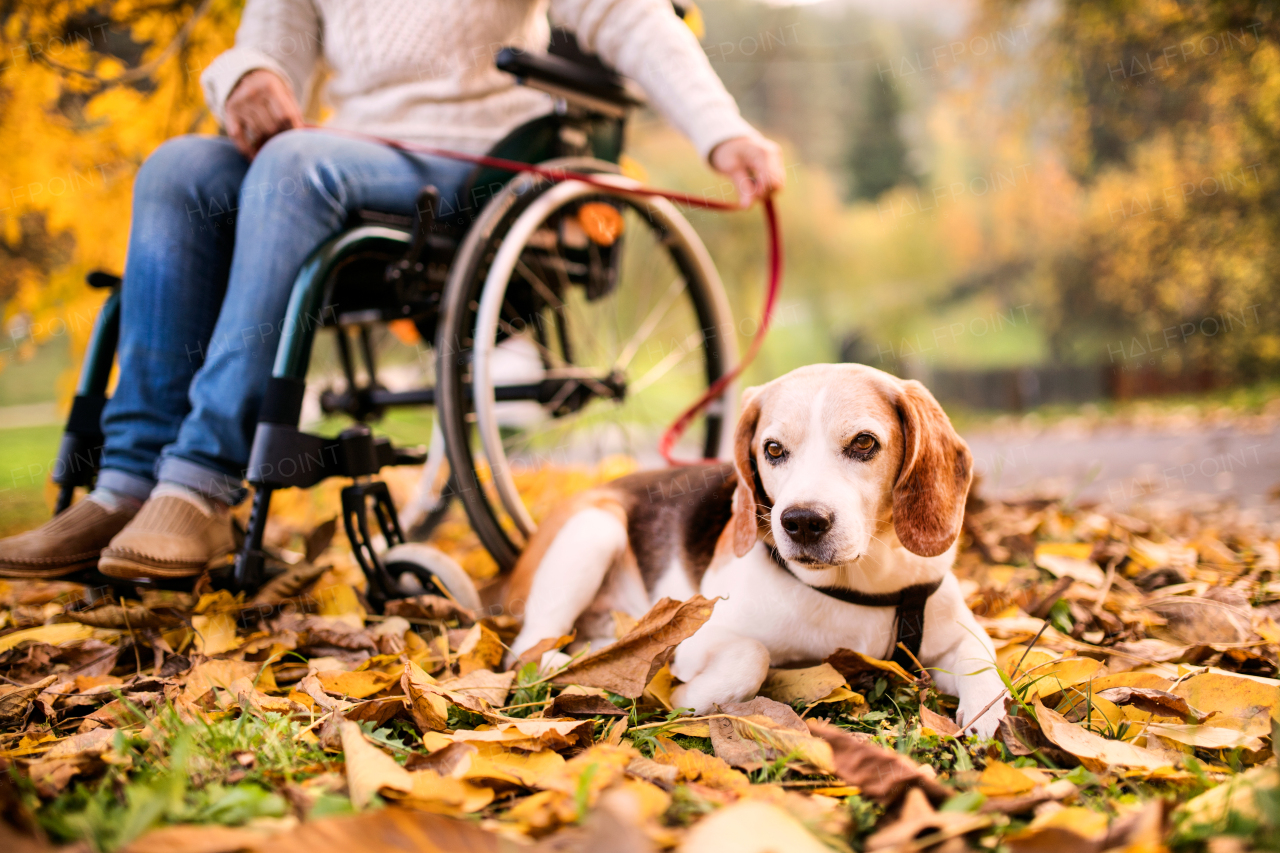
380, 543, 481, 611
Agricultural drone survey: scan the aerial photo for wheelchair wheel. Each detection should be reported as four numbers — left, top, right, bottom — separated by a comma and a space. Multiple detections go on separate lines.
436, 160, 737, 571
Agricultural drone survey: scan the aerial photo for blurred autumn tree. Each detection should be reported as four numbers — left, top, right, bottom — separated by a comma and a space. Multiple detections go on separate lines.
980, 0, 1280, 377
0, 0, 234, 391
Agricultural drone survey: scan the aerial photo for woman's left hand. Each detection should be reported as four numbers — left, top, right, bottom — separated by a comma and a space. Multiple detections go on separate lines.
710, 135, 786, 208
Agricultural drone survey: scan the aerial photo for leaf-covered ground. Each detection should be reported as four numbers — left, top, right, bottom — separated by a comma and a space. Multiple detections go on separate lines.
2, 471, 1279, 853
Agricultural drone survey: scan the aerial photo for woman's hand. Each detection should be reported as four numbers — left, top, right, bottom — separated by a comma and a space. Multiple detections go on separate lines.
710, 135, 786, 208
224, 69, 304, 159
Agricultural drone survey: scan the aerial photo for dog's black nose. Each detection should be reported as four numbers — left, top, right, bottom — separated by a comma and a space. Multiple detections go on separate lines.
780, 506, 832, 547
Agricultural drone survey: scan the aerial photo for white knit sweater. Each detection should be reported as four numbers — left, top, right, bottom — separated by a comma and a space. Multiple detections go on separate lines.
201, 0, 758, 159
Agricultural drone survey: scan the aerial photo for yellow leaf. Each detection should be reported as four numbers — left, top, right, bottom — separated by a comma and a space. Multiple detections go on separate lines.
1033, 699, 1172, 772
191, 611, 239, 656
681, 800, 832, 853
643, 664, 676, 710
445, 718, 595, 753
401, 661, 449, 733
977, 761, 1038, 797
387, 770, 493, 815
1017, 657, 1104, 699
1173, 672, 1280, 738
457, 741, 567, 787
339, 720, 413, 809
317, 669, 399, 700
0, 622, 93, 653
760, 664, 847, 705
652, 737, 750, 792
455, 624, 504, 676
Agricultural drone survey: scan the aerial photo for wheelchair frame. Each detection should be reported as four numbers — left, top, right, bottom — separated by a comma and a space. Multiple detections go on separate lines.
51, 26, 735, 610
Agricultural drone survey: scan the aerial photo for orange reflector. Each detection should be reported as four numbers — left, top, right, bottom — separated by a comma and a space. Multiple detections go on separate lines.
578, 202, 625, 246
387, 318, 421, 345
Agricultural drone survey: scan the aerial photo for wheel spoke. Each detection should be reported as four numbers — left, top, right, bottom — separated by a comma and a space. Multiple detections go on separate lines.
613, 276, 687, 371
627, 330, 707, 395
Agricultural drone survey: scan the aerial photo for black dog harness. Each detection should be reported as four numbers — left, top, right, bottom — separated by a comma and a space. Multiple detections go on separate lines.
766, 544, 941, 675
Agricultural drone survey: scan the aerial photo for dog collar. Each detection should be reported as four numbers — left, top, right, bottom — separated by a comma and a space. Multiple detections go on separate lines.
765, 543, 941, 675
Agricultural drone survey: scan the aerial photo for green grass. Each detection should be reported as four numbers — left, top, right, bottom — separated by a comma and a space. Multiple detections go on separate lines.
0, 424, 61, 536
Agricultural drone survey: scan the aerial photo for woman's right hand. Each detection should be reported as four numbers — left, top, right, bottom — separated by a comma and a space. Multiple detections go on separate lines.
224, 69, 304, 159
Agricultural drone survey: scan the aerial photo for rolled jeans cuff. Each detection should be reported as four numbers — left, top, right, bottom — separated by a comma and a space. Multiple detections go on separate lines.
156, 455, 247, 505
96, 469, 156, 504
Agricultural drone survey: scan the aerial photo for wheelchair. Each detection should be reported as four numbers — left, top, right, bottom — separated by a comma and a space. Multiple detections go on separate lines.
51, 25, 738, 611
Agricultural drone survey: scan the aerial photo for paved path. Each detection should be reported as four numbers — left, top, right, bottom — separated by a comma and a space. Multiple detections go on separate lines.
963, 423, 1280, 520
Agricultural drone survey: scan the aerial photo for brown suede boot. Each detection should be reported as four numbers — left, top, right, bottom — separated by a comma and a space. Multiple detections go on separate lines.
98, 487, 235, 580
0, 499, 137, 578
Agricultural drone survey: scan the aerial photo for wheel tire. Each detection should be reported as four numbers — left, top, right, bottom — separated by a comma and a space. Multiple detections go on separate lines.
435, 160, 735, 571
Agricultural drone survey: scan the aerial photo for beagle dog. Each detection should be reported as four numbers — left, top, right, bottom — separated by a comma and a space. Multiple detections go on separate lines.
505, 364, 1007, 738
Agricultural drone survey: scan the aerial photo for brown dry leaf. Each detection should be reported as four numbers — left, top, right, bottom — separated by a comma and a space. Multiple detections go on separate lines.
533, 743, 636, 803
124, 824, 269, 853
866, 788, 990, 851
0, 675, 55, 726
920, 707, 961, 737
1034, 547, 1105, 587
1148, 588, 1253, 646
438, 669, 514, 709
252, 561, 330, 606
707, 699, 833, 775
1172, 671, 1280, 737
515, 632, 575, 667
552, 596, 715, 697
339, 720, 413, 809
1094, 686, 1210, 722
806, 720, 948, 805
65, 605, 184, 630
824, 648, 914, 687
384, 595, 476, 626
759, 664, 846, 705
263, 807, 503, 853
424, 737, 567, 787
1004, 805, 1109, 853
1033, 699, 1172, 771
547, 693, 628, 718
678, 800, 832, 853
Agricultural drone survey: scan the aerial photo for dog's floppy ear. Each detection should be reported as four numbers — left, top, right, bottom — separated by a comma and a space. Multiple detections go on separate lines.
730, 385, 766, 558
892, 379, 973, 557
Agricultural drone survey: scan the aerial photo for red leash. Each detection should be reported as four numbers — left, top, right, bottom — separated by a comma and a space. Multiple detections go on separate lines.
304, 125, 783, 466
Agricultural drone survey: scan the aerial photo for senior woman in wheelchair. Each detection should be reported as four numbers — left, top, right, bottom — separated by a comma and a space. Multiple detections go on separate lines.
0, 0, 784, 581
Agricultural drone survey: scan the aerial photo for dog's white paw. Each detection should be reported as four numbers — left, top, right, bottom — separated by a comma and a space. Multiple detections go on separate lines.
956, 697, 1006, 741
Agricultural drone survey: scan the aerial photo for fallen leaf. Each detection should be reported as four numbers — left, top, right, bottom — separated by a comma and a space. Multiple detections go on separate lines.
316, 669, 399, 700
455, 624, 504, 676
0, 623, 94, 654
515, 632, 574, 666
547, 693, 628, 718
759, 664, 846, 705
807, 720, 949, 805
438, 669, 514, 709
824, 648, 914, 688
263, 807, 503, 853
1143, 722, 1265, 751
1033, 699, 1172, 771
652, 737, 751, 792
866, 788, 990, 851
180, 660, 273, 705
976, 761, 1038, 797
1172, 671, 1280, 737
1094, 686, 1210, 722
0, 675, 55, 725
678, 800, 831, 853
920, 707, 961, 737
339, 720, 413, 809
401, 661, 449, 733
552, 596, 715, 697
65, 605, 184, 630
445, 718, 595, 752
124, 824, 269, 853
1034, 549, 1105, 587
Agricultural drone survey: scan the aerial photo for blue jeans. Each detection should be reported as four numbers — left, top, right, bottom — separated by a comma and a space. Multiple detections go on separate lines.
98, 129, 473, 504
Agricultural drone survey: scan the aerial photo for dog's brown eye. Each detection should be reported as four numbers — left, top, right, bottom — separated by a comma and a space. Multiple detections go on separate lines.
850, 433, 877, 453
763, 440, 785, 459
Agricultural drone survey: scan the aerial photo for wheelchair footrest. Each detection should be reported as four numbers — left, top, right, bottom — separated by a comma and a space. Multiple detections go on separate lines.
245, 422, 425, 490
